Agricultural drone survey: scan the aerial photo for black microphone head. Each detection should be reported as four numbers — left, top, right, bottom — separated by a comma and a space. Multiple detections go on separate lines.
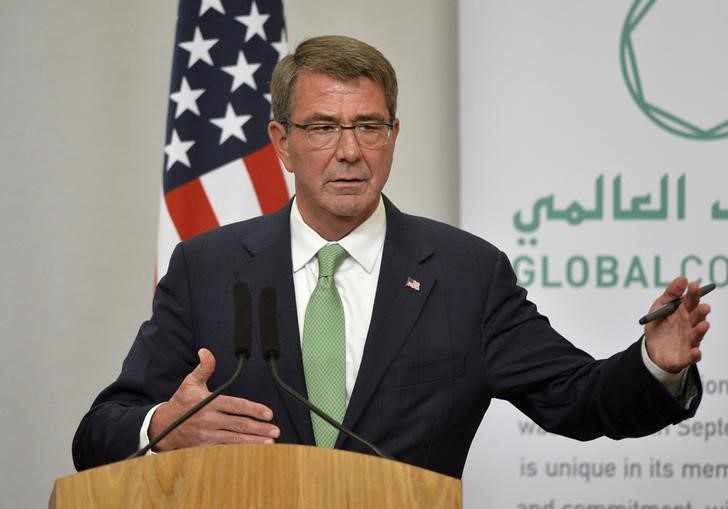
259, 286, 280, 361
233, 281, 252, 359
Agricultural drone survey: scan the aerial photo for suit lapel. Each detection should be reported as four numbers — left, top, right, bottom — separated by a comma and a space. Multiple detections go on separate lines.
232, 203, 316, 445
339, 198, 436, 446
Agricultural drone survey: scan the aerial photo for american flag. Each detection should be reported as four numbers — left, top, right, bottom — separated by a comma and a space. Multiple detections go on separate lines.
157, 0, 291, 279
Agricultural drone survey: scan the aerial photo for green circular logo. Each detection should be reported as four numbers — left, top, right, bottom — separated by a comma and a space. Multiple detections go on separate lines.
620, 0, 728, 140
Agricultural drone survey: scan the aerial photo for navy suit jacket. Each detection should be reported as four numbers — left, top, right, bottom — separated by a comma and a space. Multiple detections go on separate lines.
73, 197, 700, 478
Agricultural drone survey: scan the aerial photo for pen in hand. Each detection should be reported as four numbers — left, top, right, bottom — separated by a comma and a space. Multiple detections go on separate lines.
639, 283, 716, 325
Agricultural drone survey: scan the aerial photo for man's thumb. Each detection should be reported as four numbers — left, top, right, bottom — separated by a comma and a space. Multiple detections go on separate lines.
188, 348, 216, 386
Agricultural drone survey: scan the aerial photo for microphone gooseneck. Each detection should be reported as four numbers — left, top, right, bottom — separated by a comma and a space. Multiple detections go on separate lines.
258, 286, 392, 460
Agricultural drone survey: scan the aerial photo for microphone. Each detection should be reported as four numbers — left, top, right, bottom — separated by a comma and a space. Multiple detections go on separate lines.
127, 281, 253, 459
259, 286, 392, 460
234, 280, 253, 358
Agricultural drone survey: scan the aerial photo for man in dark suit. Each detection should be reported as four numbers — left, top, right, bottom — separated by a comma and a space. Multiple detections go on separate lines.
73, 35, 711, 479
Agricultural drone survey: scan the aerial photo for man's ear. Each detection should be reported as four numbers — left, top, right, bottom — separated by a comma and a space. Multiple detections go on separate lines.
268, 120, 293, 172
391, 118, 400, 142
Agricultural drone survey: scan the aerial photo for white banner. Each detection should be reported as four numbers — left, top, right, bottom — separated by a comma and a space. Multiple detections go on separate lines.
460, 1, 728, 508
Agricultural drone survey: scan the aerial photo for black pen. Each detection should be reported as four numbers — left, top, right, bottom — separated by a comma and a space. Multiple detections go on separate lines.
639, 283, 716, 325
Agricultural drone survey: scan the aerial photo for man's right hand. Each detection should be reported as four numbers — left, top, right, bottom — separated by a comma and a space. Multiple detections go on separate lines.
149, 348, 280, 451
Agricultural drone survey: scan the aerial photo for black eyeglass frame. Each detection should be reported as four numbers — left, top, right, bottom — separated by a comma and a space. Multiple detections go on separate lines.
281, 120, 395, 149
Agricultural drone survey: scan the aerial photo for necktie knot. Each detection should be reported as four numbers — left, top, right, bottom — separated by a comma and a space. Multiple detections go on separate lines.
316, 244, 348, 278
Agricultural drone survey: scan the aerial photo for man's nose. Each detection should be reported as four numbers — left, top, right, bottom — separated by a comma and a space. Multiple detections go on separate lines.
334, 127, 362, 162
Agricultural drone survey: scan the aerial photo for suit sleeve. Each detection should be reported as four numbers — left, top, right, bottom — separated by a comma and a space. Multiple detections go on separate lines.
72, 243, 199, 470
481, 250, 701, 440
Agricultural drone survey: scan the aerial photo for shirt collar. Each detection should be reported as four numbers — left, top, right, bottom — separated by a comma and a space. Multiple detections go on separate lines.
290, 196, 386, 273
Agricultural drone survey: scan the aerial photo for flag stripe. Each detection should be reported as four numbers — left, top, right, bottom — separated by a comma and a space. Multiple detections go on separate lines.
245, 143, 290, 214
157, 191, 181, 280
200, 157, 261, 226
165, 178, 220, 241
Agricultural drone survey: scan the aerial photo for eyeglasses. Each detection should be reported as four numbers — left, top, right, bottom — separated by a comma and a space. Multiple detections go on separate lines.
283, 121, 394, 149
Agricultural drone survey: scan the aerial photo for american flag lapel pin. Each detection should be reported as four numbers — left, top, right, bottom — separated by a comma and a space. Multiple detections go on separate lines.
405, 276, 421, 292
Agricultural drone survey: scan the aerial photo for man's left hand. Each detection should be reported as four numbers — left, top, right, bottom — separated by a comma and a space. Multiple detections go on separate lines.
644, 276, 711, 373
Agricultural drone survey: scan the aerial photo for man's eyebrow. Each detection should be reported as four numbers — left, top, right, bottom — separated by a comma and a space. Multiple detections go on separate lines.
353, 114, 389, 123
303, 114, 338, 123
300, 113, 389, 123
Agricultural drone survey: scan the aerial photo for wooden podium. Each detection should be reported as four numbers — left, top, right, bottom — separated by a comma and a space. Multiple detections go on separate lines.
50, 444, 462, 508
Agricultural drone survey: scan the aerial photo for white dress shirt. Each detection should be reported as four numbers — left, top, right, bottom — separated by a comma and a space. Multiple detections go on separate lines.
290, 196, 386, 402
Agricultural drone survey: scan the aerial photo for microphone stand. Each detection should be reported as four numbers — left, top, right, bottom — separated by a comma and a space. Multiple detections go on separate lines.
265, 355, 392, 460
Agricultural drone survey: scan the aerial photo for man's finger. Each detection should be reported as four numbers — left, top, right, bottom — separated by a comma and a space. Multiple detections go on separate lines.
690, 303, 711, 327
651, 276, 688, 310
207, 429, 277, 446
213, 395, 275, 422
682, 281, 701, 313
187, 348, 216, 386
205, 412, 280, 439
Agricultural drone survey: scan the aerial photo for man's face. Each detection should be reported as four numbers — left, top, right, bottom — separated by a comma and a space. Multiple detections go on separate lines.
269, 72, 399, 240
